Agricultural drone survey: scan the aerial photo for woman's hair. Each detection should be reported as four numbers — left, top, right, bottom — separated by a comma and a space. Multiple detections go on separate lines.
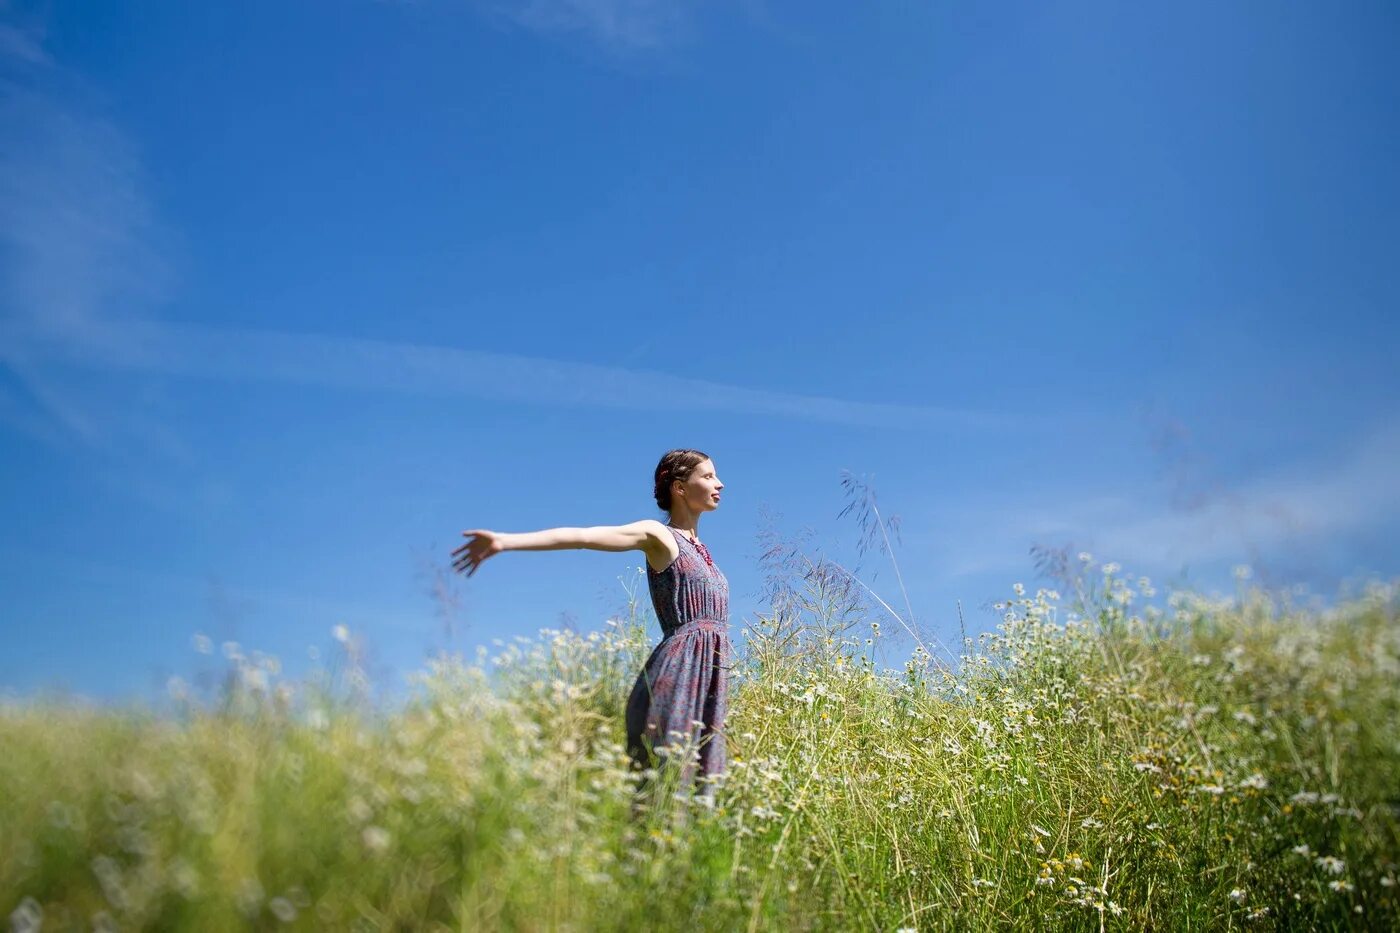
653, 448, 710, 512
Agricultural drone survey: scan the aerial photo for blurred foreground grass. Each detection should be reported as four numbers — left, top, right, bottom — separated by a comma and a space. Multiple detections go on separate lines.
3, 558, 1398, 931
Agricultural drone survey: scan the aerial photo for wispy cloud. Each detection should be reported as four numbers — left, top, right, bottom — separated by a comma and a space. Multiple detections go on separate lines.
929, 418, 1400, 581
4, 320, 1016, 431
0, 18, 172, 446
0, 21, 49, 66
0, 68, 168, 341
0, 11, 1006, 447
1088, 422, 1400, 569
479, 0, 696, 51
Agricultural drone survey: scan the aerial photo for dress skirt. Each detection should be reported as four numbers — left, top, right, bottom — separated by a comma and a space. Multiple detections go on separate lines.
625, 618, 730, 792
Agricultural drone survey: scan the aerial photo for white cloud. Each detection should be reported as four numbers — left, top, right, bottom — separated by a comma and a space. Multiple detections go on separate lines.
481, 0, 695, 50
4, 319, 1015, 431
0, 88, 168, 343
0, 22, 49, 66
1091, 422, 1400, 567
0, 9, 1008, 446
930, 419, 1400, 580
0, 23, 173, 445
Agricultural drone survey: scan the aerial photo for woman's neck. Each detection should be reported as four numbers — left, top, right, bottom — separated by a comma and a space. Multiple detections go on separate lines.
667, 511, 700, 536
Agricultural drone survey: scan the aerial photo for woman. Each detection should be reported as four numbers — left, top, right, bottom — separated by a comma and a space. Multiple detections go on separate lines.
451, 449, 731, 794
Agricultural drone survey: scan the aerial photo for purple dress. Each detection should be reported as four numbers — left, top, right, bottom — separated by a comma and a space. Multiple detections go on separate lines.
625, 525, 731, 791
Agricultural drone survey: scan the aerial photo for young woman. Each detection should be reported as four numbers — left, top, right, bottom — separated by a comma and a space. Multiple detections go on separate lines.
451, 449, 731, 793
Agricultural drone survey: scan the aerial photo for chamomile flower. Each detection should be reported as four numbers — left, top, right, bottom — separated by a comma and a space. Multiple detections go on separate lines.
1316, 856, 1345, 875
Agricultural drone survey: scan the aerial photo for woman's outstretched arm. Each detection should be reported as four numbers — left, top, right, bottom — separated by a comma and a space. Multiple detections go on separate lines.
451, 519, 671, 577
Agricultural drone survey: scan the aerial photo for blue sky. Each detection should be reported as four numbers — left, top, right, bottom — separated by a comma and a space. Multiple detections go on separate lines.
2, 1, 1397, 703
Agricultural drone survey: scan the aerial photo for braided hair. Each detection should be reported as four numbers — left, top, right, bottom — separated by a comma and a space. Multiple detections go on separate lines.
653, 449, 710, 511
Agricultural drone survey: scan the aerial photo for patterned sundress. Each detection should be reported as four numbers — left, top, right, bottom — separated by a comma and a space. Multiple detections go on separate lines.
625, 525, 731, 792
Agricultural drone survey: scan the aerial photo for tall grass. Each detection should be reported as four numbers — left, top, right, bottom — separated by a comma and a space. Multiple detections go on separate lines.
2, 555, 1397, 931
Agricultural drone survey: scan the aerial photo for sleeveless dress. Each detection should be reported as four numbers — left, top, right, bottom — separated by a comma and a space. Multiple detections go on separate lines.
625, 525, 731, 792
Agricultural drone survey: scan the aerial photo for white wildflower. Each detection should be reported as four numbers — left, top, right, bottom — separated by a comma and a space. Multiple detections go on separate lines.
269, 897, 297, 923
347, 796, 372, 823
91, 856, 126, 909
9, 897, 42, 933
333, 624, 350, 643
234, 878, 264, 918
241, 667, 269, 692
170, 859, 200, 899
362, 826, 392, 854
1316, 855, 1345, 875
1229, 888, 1247, 904
1328, 879, 1354, 893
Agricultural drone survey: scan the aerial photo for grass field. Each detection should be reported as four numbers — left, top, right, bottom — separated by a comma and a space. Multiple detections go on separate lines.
3, 555, 1397, 931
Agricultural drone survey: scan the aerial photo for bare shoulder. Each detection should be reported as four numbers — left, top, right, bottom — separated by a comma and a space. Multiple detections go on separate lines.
629, 518, 679, 571
626, 518, 670, 537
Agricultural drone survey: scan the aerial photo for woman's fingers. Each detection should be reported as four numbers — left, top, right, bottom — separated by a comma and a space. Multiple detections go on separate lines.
452, 530, 491, 560
451, 532, 488, 576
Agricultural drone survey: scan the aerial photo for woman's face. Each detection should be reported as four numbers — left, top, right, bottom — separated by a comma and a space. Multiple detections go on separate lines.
674, 459, 723, 512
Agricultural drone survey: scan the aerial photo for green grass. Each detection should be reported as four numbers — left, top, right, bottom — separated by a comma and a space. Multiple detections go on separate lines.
2, 561, 1397, 931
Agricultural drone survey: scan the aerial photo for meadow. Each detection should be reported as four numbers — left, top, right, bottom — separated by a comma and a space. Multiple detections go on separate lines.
2, 548, 1397, 931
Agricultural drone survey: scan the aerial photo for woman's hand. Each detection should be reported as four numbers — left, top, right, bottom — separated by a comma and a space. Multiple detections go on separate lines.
452, 529, 505, 577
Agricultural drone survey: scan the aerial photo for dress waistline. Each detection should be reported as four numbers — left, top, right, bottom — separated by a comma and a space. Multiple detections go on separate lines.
665, 618, 728, 638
